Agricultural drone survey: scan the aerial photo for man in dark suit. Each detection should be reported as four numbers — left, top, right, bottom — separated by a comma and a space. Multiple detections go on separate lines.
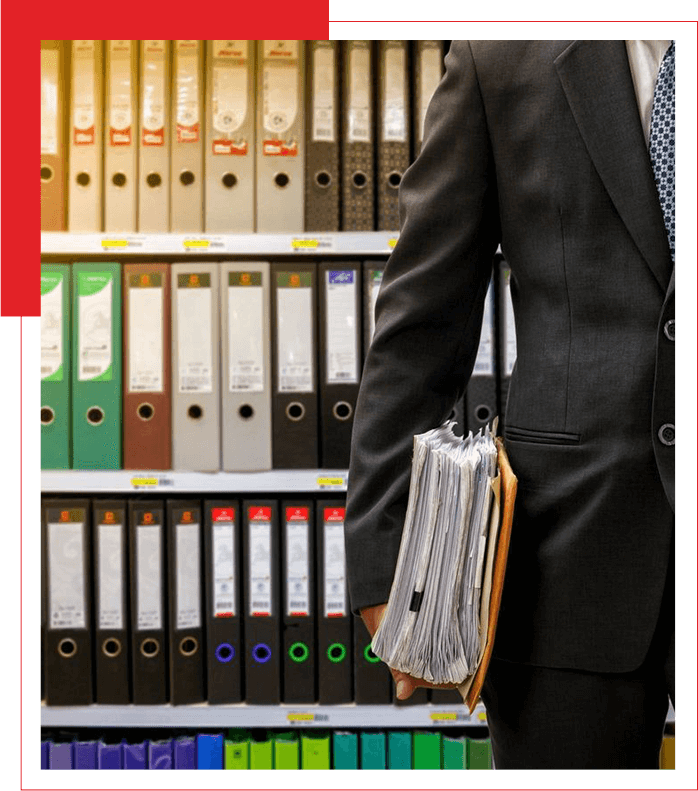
344, 41, 674, 769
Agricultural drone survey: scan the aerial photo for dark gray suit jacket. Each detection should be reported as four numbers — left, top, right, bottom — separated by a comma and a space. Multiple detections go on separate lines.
344, 41, 674, 673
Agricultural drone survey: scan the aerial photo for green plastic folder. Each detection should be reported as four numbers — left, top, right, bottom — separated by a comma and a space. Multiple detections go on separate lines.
333, 732, 358, 769
41, 263, 71, 469
225, 730, 250, 769
387, 731, 411, 769
71, 262, 122, 468
442, 732, 467, 769
250, 731, 273, 769
413, 731, 442, 769
467, 736, 492, 769
273, 731, 300, 769
360, 732, 386, 770
301, 731, 331, 770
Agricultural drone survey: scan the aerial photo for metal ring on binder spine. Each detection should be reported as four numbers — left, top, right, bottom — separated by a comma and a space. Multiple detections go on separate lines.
102, 637, 122, 658
41, 406, 55, 426
58, 638, 77, 659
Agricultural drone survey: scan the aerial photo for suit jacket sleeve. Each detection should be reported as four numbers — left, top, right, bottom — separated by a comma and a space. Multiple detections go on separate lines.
344, 41, 501, 615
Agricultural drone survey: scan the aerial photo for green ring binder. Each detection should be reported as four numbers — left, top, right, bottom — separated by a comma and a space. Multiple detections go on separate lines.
327, 642, 347, 663
289, 641, 310, 663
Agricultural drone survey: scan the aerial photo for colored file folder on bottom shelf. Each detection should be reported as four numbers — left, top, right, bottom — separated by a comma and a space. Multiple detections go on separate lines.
360, 732, 386, 770
197, 734, 224, 769
413, 731, 442, 769
174, 737, 196, 769
387, 731, 412, 769
301, 731, 331, 770
123, 741, 147, 769
225, 730, 250, 769
149, 739, 173, 769
274, 732, 300, 769
467, 736, 492, 769
333, 732, 358, 770
442, 732, 467, 770
250, 732, 274, 769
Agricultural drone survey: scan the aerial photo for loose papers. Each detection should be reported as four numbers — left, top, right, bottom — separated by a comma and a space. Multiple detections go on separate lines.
371, 420, 500, 688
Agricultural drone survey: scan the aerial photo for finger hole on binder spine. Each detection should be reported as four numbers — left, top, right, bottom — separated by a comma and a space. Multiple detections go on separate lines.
179, 170, 195, 186
112, 172, 127, 187
41, 406, 55, 426
252, 643, 272, 663
286, 402, 305, 422
86, 406, 105, 426
274, 172, 290, 189
327, 642, 347, 663
352, 171, 368, 189
76, 172, 91, 187
222, 172, 238, 189
137, 403, 155, 421
102, 638, 122, 658
58, 638, 77, 659
41, 165, 55, 183
315, 170, 332, 189
146, 172, 162, 188
140, 638, 160, 658
333, 401, 353, 421
187, 404, 203, 420
238, 404, 254, 420
387, 171, 402, 189
215, 643, 234, 663
179, 637, 198, 657
475, 404, 494, 423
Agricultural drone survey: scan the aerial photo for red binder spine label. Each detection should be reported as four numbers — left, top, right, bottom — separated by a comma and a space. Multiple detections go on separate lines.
248, 506, 272, 617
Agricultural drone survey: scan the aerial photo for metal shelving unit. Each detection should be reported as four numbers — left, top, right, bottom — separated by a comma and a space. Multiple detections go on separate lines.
41, 702, 489, 729
40, 231, 399, 257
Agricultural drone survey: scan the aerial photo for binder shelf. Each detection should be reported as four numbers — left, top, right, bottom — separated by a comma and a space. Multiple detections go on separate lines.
40, 232, 399, 256
41, 702, 489, 729
41, 470, 349, 493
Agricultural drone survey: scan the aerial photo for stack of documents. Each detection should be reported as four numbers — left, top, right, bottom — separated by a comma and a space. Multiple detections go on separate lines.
371, 421, 517, 710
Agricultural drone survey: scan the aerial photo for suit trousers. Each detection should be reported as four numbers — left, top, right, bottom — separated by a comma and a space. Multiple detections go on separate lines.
481, 539, 675, 769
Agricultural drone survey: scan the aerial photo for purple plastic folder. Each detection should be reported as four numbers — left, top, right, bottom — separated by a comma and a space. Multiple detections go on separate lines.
123, 741, 147, 769
174, 737, 196, 768
40, 742, 49, 770
48, 742, 73, 769
74, 740, 98, 769
97, 741, 123, 769
149, 739, 173, 769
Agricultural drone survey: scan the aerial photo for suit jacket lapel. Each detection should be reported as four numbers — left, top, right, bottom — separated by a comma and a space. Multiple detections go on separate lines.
555, 40, 672, 292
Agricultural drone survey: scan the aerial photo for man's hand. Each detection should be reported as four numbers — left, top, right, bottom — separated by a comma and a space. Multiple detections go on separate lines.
360, 603, 458, 700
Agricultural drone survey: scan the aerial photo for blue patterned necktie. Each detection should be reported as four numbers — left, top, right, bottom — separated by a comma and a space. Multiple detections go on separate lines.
649, 41, 675, 263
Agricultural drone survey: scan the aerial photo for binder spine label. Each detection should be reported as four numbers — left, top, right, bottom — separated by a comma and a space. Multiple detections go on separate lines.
72, 41, 96, 145
128, 274, 164, 393
175, 41, 201, 143
40, 272, 63, 381
141, 41, 166, 147
228, 273, 265, 393
41, 49, 59, 154
285, 508, 310, 617
177, 274, 213, 394
312, 44, 336, 143
326, 271, 358, 384
348, 44, 371, 143
212, 40, 249, 155
248, 507, 273, 617
176, 519, 201, 630
504, 270, 517, 374
136, 524, 162, 630
276, 273, 314, 394
368, 269, 383, 346
98, 522, 124, 630
212, 508, 236, 618
262, 40, 299, 154
48, 522, 86, 629
109, 41, 133, 146
418, 44, 442, 146
382, 44, 407, 143
323, 508, 347, 618
77, 272, 113, 381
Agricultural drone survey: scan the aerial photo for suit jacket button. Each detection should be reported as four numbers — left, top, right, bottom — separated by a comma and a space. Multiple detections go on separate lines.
664, 319, 675, 341
658, 423, 675, 446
